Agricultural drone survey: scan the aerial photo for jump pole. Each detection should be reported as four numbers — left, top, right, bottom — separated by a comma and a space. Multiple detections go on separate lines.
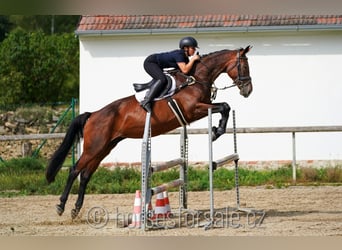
141, 111, 152, 230
204, 108, 256, 230
205, 108, 215, 229
232, 110, 240, 210
231, 110, 256, 214
140, 111, 189, 230
205, 108, 238, 229
179, 125, 188, 210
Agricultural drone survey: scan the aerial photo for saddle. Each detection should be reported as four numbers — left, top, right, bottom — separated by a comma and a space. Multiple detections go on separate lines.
133, 74, 176, 101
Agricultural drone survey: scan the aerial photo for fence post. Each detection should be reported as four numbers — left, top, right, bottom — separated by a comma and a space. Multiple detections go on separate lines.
32, 98, 78, 159
71, 98, 77, 165
292, 132, 297, 183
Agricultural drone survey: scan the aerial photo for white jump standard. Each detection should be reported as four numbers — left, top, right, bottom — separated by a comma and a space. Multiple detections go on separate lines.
140, 111, 188, 230
140, 108, 255, 231
204, 108, 255, 230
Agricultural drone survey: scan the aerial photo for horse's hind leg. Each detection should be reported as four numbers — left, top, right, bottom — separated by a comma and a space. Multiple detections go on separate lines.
56, 164, 80, 215
71, 170, 94, 219
69, 139, 123, 219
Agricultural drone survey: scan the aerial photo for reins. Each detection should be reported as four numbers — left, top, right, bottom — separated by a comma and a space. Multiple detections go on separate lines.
168, 49, 251, 100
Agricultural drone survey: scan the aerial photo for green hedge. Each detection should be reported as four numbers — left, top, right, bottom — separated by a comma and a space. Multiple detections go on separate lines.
0, 158, 341, 197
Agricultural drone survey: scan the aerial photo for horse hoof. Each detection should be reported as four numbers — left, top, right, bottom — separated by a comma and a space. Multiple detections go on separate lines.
211, 126, 225, 141
71, 208, 80, 219
56, 205, 64, 216
211, 126, 218, 141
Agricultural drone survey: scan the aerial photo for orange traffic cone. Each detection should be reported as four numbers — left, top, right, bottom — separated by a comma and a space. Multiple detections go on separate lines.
163, 191, 171, 217
152, 192, 167, 220
128, 190, 141, 228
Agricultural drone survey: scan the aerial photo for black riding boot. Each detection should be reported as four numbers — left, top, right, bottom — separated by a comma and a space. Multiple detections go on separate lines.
140, 79, 164, 113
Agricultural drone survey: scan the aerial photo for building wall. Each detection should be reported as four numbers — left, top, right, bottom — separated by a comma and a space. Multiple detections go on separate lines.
79, 30, 342, 164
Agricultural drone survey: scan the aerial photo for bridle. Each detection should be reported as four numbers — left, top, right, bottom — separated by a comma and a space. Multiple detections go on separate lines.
210, 50, 252, 100
231, 51, 252, 87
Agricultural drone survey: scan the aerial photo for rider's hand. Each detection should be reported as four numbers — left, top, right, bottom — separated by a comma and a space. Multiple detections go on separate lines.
192, 54, 201, 61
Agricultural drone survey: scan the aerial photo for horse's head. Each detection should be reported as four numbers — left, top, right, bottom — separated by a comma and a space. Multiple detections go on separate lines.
227, 46, 253, 98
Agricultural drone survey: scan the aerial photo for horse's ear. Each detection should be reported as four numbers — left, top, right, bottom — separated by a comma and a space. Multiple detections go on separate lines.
243, 45, 252, 55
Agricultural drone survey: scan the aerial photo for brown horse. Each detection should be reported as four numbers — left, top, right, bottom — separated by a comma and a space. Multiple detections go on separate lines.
46, 46, 253, 218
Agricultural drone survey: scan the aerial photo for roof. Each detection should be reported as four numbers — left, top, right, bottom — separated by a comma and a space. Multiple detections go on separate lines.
76, 14, 342, 35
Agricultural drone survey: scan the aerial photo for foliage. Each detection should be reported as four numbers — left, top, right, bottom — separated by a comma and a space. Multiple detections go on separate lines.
15, 105, 53, 124
187, 167, 210, 191
0, 157, 45, 172
0, 27, 79, 105
8, 15, 80, 35
0, 15, 13, 42
0, 159, 341, 197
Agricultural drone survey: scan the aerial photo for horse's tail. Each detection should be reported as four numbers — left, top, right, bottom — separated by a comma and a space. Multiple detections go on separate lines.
46, 112, 92, 183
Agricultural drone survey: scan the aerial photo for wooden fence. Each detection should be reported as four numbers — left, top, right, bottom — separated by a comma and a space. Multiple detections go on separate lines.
1, 125, 342, 181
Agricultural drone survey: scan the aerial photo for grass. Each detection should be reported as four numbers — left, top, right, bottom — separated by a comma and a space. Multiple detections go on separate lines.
0, 158, 341, 197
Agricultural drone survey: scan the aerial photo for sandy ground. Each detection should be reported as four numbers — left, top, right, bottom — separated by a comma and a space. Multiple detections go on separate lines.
0, 186, 341, 236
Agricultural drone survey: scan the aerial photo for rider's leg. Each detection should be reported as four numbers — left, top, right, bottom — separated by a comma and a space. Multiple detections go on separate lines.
141, 56, 167, 112
140, 79, 165, 112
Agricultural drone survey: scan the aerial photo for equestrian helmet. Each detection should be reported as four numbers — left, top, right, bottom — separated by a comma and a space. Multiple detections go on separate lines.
179, 36, 199, 49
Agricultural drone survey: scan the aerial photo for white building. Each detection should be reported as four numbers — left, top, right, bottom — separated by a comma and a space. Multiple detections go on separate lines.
75, 15, 342, 166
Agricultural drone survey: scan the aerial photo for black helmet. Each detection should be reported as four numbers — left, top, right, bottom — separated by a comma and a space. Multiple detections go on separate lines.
179, 36, 199, 49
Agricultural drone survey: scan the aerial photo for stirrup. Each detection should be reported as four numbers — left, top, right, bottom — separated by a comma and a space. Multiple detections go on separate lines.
133, 79, 155, 92
140, 100, 152, 113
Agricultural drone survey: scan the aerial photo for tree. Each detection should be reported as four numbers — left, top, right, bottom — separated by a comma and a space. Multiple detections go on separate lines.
0, 28, 79, 105
0, 15, 13, 42
9, 15, 80, 35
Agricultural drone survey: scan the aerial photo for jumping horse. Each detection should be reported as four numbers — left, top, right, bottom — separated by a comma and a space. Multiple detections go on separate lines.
46, 46, 253, 218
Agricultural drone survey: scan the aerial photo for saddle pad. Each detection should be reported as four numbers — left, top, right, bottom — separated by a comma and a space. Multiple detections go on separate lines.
135, 73, 176, 102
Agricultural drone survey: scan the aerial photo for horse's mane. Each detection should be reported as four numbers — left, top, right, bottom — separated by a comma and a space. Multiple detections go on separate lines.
200, 48, 243, 58
172, 48, 244, 76
201, 49, 230, 58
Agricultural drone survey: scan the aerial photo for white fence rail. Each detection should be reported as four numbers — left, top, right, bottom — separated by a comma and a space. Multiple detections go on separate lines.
169, 125, 342, 181
166, 125, 342, 135
2, 126, 342, 142
2, 125, 342, 173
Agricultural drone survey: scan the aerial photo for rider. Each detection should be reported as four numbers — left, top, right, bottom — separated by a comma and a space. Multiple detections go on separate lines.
140, 36, 201, 112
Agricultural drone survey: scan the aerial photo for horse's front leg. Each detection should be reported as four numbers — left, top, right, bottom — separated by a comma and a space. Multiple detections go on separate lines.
193, 102, 231, 141
211, 102, 231, 141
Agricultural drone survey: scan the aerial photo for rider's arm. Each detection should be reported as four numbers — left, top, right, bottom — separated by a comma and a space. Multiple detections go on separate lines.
177, 54, 200, 74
